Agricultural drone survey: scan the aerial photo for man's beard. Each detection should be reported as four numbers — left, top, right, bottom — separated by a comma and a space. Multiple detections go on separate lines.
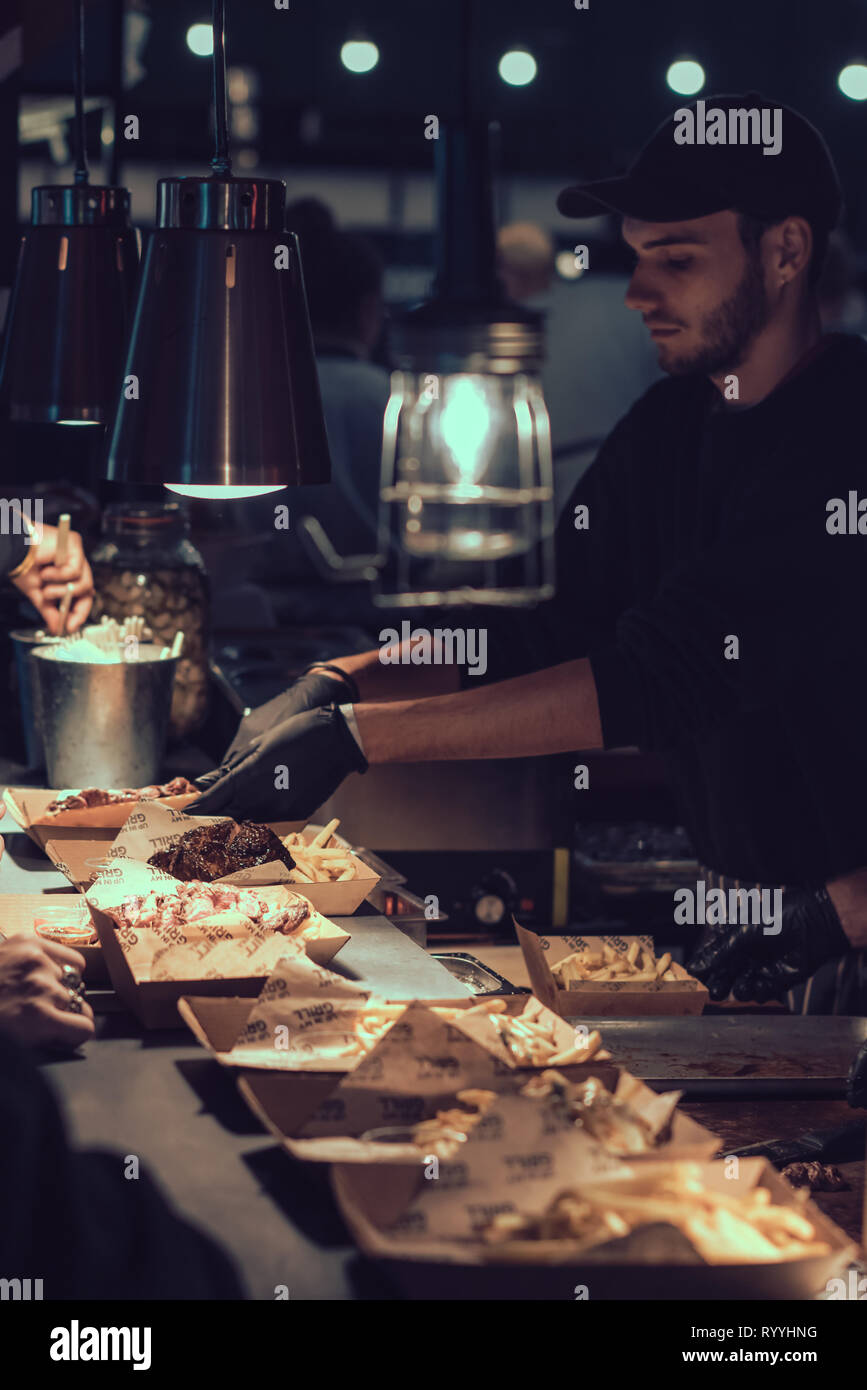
660, 255, 771, 376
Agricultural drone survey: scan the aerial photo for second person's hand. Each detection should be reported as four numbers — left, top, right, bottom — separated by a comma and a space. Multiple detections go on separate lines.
192, 704, 367, 821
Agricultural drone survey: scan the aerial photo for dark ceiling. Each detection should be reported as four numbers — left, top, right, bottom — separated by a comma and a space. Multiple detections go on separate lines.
18, 0, 867, 232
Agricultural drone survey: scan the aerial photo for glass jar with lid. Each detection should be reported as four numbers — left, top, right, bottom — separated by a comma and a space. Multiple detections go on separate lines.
90, 503, 209, 741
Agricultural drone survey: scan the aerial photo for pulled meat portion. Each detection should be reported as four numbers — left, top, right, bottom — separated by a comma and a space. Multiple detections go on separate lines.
148, 821, 296, 882
120, 880, 310, 934
46, 778, 197, 814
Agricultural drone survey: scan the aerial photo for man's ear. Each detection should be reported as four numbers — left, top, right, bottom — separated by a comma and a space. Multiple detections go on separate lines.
773, 216, 813, 285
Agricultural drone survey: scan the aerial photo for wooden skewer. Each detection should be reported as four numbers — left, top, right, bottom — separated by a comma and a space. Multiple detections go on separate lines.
57, 583, 74, 636
55, 513, 71, 566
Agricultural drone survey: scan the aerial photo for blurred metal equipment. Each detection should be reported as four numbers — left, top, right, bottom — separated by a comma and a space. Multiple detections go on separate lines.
0, 3, 137, 424
104, 0, 329, 498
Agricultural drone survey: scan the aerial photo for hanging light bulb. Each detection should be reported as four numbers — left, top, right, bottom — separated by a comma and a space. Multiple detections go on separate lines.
0, 1, 138, 424
104, 0, 330, 498
297, 1, 554, 607
373, 113, 555, 605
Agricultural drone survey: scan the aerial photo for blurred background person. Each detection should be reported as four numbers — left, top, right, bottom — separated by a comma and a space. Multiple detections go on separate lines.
817, 229, 867, 336
497, 220, 661, 516
233, 199, 391, 631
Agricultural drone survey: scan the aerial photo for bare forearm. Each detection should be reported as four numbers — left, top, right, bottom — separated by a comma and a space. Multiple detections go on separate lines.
826, 868, 867, 948
355, 659, 603, 762
315, 647, 461, 702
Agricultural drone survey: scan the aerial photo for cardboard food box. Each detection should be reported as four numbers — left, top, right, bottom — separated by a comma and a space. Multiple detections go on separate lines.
332, 1138, 856, 1301
0, 892, 108, 985
3, 786, 198, 845
42, 802, 379, 915
85, 858, 349, 1029
181, 955, 611, 1075
236, 996, 632, 1165
516, 923, 708, 1018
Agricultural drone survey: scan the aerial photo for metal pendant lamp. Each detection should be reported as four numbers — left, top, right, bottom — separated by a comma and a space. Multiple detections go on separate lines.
374, 110, 555, 606
0, 0, 138, 425
105, 0, 330, 497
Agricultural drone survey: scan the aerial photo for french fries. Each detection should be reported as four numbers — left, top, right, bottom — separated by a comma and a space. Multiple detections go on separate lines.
281, 818, 358, 883
411, 1089, 498, 1159
480, 1163, 833, 1262
552, 940, 677, 987
324, 997, 611, 1067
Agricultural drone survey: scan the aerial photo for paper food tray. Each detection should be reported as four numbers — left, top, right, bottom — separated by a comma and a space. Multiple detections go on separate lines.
516, 923, 708, 1017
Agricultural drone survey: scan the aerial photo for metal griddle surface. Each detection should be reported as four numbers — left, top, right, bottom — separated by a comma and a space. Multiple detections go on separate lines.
570, 1016, 867, 1097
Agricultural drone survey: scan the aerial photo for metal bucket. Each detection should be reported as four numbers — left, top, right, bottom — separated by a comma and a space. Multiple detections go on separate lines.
31, 642, 178, 788
10, 629, 62, 768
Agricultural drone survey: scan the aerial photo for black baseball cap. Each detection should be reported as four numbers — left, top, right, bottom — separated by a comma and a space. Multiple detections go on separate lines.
557, 93, 842, 235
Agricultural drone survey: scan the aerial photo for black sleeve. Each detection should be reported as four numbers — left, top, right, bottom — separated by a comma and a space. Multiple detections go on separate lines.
0, 528, 29, 578
588, 440, 867, 752
0, 1032, 245, 1299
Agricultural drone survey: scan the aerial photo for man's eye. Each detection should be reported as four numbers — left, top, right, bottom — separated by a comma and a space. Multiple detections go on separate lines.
665, 258, 693, 271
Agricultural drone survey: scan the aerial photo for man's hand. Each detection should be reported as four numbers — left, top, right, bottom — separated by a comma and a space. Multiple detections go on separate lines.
0, 937, 95, 1048
687, 886, 849, 1003
11, 521, 94, 633
192, 704, 367, 821
206, 667, 356, 777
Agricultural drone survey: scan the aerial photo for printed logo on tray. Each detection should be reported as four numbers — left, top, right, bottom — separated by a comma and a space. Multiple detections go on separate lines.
434, 1162, 469, 1191
415, 1054, 461, 1079
242, 1018, 268, 1041
503, 1152, 554, 1183
387, 1021, 413, 1044
466, 1202, 515, 1234
126, 810, 148, 829
311, 967, 339, 989
160, 924, 187, 947
261, 976, 289, 1000
116, 922, 138, 950
390, 1209, 427, 1236
380, 1096, 426, 1123
293, 1002, 338, 1030
107, 845, 129, 858
475, 1112, 505, 1141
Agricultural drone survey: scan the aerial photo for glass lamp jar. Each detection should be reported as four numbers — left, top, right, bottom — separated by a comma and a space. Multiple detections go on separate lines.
90, 503, 209, 741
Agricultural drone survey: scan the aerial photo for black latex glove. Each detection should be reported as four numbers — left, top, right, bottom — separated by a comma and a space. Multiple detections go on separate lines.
207, 667, 358, 781
847, 1038, 867, 1109
686, 886, 849, 1004
190, 704, 367, 822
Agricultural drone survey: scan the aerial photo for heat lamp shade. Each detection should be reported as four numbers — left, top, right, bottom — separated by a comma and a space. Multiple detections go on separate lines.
105, 218, 331, 490
0, 187, 138, 424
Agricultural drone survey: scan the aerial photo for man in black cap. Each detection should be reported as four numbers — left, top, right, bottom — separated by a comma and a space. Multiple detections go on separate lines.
195, 95, 867, 1012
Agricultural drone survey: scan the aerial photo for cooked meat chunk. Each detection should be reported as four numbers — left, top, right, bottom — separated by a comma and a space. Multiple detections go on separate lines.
147, 821, 295, 882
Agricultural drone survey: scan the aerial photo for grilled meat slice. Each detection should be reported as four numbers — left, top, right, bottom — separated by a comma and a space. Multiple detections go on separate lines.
224, 823, 296, 875
147, 820, 296, 882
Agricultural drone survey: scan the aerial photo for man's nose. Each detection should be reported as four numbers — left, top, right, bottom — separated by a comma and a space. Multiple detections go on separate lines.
624, 268, 659, 314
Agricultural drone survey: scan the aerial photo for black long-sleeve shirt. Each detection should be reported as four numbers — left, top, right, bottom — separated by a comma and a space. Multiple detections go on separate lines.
482, 333, 867, 886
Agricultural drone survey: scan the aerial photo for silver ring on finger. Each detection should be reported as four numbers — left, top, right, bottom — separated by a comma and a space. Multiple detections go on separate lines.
60, 964, 84, 992
64, 988, 84, 1014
